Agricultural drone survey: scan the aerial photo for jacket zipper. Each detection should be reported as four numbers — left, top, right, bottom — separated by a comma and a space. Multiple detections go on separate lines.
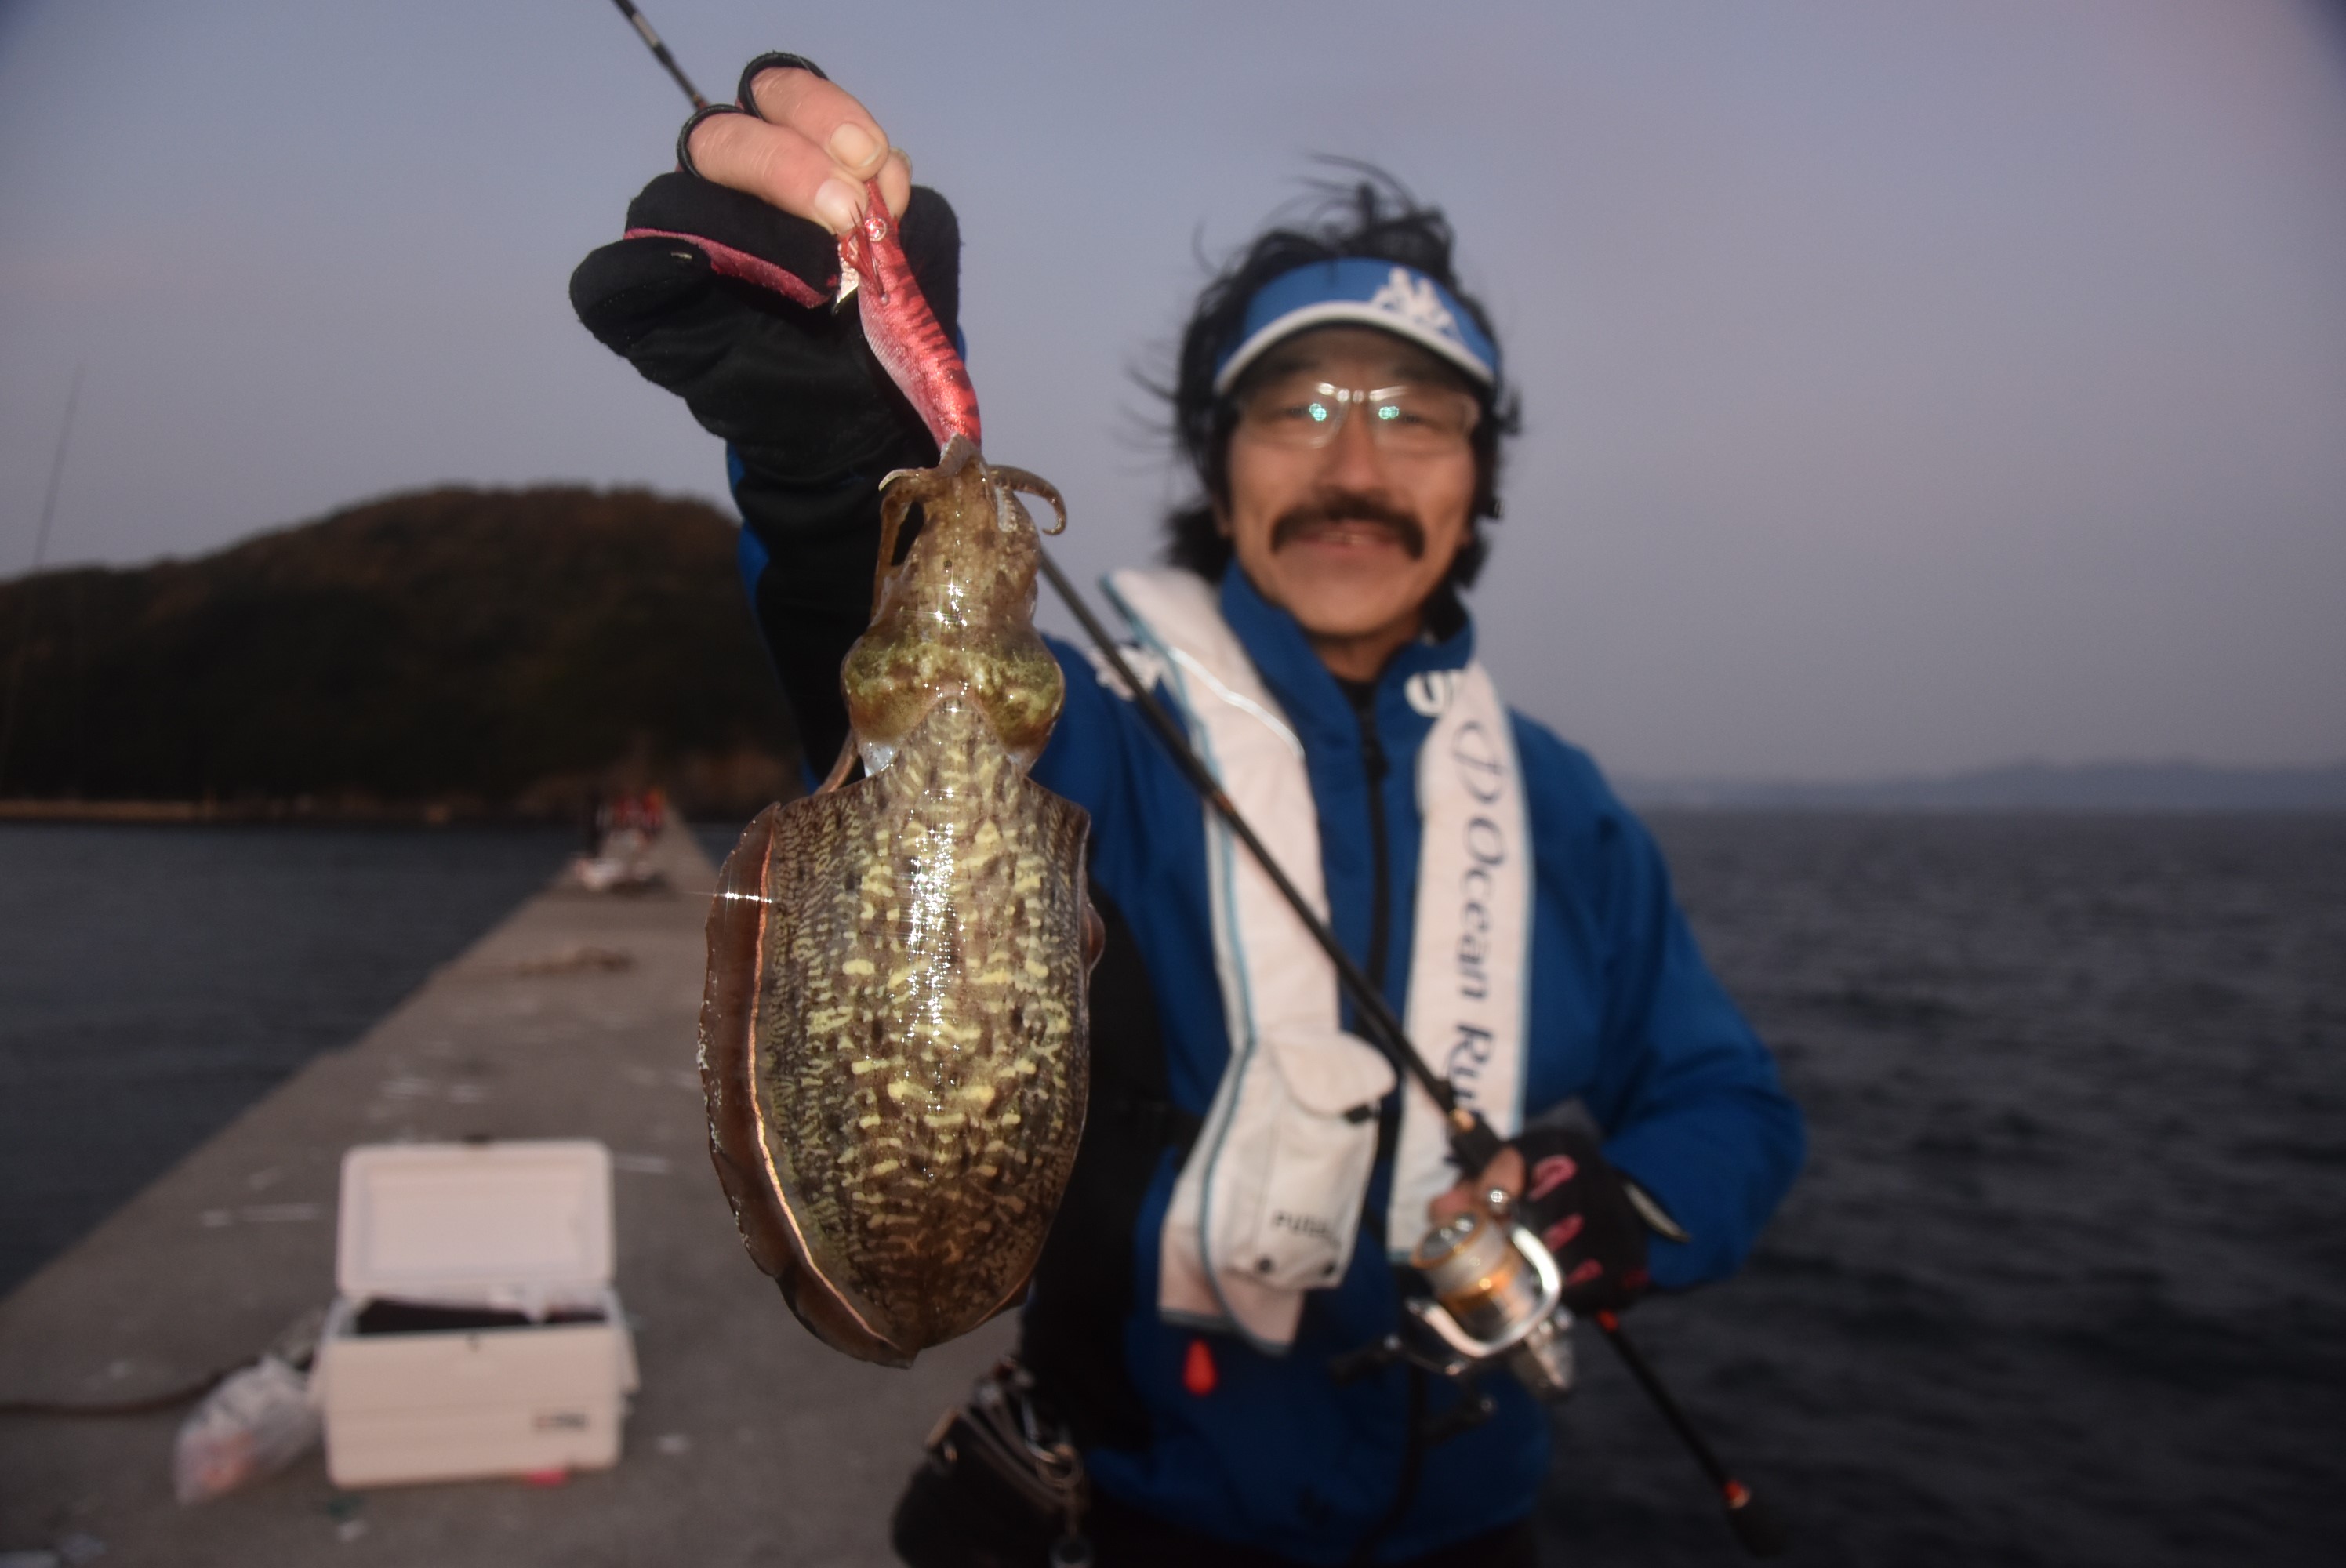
1346, 682, 1404, 1184
1350, 683, 1393, 991
1343, 681, 1431, 1566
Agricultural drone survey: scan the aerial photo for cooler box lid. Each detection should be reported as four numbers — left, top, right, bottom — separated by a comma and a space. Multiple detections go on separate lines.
336, 1139, 614, 1301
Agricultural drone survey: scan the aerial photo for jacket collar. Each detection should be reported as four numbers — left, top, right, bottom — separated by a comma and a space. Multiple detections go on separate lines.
1216, 567, 1477, 756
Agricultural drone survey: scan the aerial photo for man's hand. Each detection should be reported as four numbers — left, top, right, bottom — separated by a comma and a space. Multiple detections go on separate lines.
1427, 1145, 1525, 1225
569, 55, 960, 489
1428, 1125, 1658, 1314
685, 61, 911, 234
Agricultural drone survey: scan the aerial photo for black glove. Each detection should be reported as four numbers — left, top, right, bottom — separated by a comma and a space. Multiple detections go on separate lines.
568, 169, 964, 488
568, 112, 968, 774
1511, 1124, 1673, 1314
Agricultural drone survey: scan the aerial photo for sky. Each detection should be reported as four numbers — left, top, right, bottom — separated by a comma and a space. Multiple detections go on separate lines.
1, 0, 2341, 782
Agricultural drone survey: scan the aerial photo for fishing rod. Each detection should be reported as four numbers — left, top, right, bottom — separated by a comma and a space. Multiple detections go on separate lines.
1030, 552, 1498, 1164
607, 9, 1785, 1556
608, 0, 706, 110
1033, 555, 1787, 1561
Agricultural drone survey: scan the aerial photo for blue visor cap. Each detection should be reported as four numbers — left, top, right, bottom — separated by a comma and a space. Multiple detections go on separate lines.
1211, 257, 1500, 396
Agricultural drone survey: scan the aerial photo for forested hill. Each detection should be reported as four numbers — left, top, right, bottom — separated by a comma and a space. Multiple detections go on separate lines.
0, 486, 801, 818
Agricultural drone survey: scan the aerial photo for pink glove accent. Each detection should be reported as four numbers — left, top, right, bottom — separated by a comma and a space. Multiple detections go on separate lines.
623, 228, 831, 310
1527, 1153, 1579, 1202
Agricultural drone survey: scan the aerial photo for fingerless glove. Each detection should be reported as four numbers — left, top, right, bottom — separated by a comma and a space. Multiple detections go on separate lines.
1511, 1123, 1666, 1313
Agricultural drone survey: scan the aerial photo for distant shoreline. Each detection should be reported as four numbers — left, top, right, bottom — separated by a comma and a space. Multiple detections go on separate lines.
0, 486, 797, 819
1619, 760, 2346, 813
7, 795, 2342, 826
0, 797, 558, 826
1625, 800, 2346, 816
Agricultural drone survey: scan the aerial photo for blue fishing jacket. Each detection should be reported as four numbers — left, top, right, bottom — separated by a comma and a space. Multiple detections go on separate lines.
737, 486, 1803, 1561
1032, 567, 1799, 1561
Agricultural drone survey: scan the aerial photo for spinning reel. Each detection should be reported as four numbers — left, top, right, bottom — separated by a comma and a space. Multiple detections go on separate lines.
1407, 1202, 1576, 1403
1329, 1193, 1575, 1444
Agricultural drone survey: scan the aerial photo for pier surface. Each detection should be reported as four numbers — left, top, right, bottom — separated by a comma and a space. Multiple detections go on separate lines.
0, 826, 1010, 1566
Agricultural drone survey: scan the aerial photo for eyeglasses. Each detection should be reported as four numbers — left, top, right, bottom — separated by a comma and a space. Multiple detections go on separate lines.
1235, 376, 1480, 456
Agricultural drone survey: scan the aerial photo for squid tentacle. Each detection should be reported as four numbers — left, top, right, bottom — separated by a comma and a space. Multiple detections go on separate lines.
990, 466, 1069, 535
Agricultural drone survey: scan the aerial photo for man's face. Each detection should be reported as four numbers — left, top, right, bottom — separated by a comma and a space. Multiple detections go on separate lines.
1218, 327, 1480, 669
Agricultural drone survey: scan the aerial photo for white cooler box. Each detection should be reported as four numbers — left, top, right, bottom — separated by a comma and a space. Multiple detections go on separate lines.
310, 1139, 638, 1488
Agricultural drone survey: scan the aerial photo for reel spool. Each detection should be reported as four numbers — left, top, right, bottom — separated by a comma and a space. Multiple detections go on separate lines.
1407, 1210, 1576, 1401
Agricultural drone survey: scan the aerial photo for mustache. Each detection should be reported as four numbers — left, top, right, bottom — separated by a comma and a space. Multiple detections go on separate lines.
1268, 492, 1426, 558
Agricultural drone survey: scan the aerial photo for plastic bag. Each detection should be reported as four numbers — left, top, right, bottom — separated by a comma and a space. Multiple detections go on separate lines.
172, 1354, 320, 1504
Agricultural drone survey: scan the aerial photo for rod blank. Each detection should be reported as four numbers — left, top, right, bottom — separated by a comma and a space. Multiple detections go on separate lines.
608, 0, 706, 109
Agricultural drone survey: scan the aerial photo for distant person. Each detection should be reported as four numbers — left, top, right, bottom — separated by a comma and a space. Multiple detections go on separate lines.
573, 54, 1803, 1567
579, 786, 607, 859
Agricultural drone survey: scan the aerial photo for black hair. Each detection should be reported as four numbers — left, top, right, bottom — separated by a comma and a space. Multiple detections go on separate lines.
1158, 166, 1520, 593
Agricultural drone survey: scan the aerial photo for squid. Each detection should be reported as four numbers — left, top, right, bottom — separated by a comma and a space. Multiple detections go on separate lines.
698, 180, 1099, 1367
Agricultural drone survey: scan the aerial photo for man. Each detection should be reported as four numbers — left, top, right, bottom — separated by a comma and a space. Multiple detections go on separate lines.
573, 56, 1803, 1568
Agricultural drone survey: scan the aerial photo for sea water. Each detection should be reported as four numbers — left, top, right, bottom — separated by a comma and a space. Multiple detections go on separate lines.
0, 813, 2338, 1562
1543, 811, 2346, 1566
0, 822, 571, 1295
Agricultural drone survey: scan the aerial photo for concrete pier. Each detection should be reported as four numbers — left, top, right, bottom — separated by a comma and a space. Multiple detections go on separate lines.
0, 826, 1010, 1566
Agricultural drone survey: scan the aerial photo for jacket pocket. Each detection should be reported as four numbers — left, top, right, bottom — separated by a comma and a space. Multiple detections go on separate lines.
1204, 1027, 1394, 1294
